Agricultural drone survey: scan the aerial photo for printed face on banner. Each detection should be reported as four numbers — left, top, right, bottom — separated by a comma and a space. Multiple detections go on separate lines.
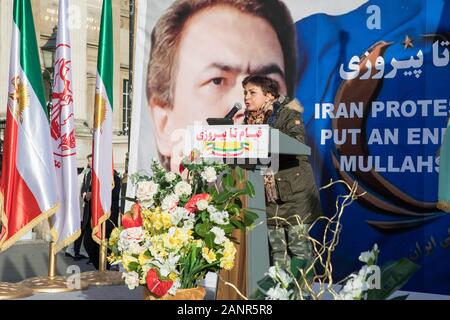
149, 6, 287, 172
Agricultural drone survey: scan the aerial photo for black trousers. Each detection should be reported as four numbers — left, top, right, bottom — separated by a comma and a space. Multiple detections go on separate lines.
73, 201, 91, 256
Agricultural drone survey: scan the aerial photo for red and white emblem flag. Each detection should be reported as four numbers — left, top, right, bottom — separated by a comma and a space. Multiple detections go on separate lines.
50, 0, 81, 252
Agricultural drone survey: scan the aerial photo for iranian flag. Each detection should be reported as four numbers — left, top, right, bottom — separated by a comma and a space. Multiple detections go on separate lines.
0, 0, 59, 251
91, 0, 113, 244
49, 0, 81, 252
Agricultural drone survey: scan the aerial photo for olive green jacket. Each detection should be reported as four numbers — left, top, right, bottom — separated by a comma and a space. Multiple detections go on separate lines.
266, 98, 322, 225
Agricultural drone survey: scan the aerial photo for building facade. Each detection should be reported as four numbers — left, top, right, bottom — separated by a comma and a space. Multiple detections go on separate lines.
0, 0, 130, 173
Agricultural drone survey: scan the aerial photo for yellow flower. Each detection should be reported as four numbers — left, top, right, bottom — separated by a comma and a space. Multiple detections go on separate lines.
153, 219, 163, 231
141, 208, 151, 219
169, 272, 178, 282
138, 251, 150, 266
108, 228, 120, 246
202, 247, 217, 264
196, 240, 203, 248
122, 255, 139, 271
220, 259, 234, 270
162, 213, 172, 229
107, 253, 117, 264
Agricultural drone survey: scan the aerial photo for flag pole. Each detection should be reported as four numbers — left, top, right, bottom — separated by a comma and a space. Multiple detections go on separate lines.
99, 220, 107, 272
48, 241, 57, 277
80, 218, 123, 286
79, 0, 124, 287
20, 230, 89, 293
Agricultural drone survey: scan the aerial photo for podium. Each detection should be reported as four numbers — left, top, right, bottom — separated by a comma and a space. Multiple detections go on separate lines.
244, 128, 310, 296
189, 125, 310, 297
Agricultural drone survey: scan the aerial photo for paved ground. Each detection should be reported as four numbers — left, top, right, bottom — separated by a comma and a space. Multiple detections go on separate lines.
0, 241, 217, 300
1, 241, 448, 300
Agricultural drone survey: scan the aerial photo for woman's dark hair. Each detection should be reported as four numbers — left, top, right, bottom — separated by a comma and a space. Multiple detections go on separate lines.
242, 74, 280, 98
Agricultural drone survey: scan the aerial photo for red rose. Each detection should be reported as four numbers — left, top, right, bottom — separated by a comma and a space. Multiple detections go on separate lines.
146, 269, 173, 297
121, 203, 143, 229
184, 194, 211, 213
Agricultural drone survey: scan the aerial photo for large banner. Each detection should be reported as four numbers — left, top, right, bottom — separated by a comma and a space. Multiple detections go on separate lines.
129, 0, 450, 294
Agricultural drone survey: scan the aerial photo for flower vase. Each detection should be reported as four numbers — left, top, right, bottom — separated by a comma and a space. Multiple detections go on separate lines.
143, 286, 206, 300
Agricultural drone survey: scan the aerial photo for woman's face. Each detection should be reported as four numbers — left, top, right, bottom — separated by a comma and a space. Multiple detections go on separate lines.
243, 83, 274, 112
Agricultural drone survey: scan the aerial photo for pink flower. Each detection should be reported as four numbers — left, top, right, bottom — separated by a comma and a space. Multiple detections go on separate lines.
146, 269, 173, 297
121, 203, 143, 229
184, 194, 211, 213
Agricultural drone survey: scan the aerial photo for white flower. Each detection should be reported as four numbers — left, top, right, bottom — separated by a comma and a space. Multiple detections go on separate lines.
207, 205, 217, 214
265, 284, 293, 300
135, 181, 158, 202
358, 243, 379, 264
358, 265, 378, 279
339, 273, 369, 300
170, 207, 189, 226
174, 181, 192, 197
211, 227, 226, 245
118, 227, 145, 252
151, 254, 180, 278
201, 167, 217, 183
119, 227, 144, 243
127, 242, 144, 255
123, 271, 140, 290
161, 193, 179, 211
165, 172, 177, 182
197, 199, 209, 211
265, 266, 293, 288
168, 279, 181, 296
210, 210, 229, 225
183, 214, 196, 230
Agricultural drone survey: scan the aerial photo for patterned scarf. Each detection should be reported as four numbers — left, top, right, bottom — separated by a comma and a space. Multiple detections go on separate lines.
245, 100, 278, 203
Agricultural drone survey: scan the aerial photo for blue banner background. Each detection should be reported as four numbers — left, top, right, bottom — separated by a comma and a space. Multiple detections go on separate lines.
296, 0, 450, 294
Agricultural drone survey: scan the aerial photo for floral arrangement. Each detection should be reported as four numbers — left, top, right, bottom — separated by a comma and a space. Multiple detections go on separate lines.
253, 243, 420, 300
108, 152, 257, 298
336, 243, 420, 300
252, 181, 420, 301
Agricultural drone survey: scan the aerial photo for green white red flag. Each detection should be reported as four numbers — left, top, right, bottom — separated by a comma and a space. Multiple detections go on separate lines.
91, 0, 114, 244
0, 0, 59, 251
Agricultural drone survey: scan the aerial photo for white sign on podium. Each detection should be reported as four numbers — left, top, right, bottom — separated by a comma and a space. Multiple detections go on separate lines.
190, 125, 270, 159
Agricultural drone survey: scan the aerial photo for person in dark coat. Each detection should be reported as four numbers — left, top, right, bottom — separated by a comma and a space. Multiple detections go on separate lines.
73, 154, 92, 260
242, 75, 322, 271
82, 165, 122, 270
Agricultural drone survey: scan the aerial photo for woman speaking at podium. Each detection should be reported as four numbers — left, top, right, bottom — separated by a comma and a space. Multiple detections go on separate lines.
242, 75, 322, 270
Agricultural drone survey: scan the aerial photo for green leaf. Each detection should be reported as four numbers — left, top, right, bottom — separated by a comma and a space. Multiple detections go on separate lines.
250, 289, 268, 300
189, 245, 198, 271
235, 166, 244, 183
290, 257, 308, 279
256, 275, 276, 291
215, 191, 232, 204
232, 190, 248, 198
230, 218, 245, 232
205, 232, 215, 248
195, 223, 209, 237
245, 181, 256, 198
222, 224, 235, 235
128, 262, 140, 272
223, 174, 235, 188
200, 211, 208, 223
366, 258, 420, 300
243, 210, 258, 226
